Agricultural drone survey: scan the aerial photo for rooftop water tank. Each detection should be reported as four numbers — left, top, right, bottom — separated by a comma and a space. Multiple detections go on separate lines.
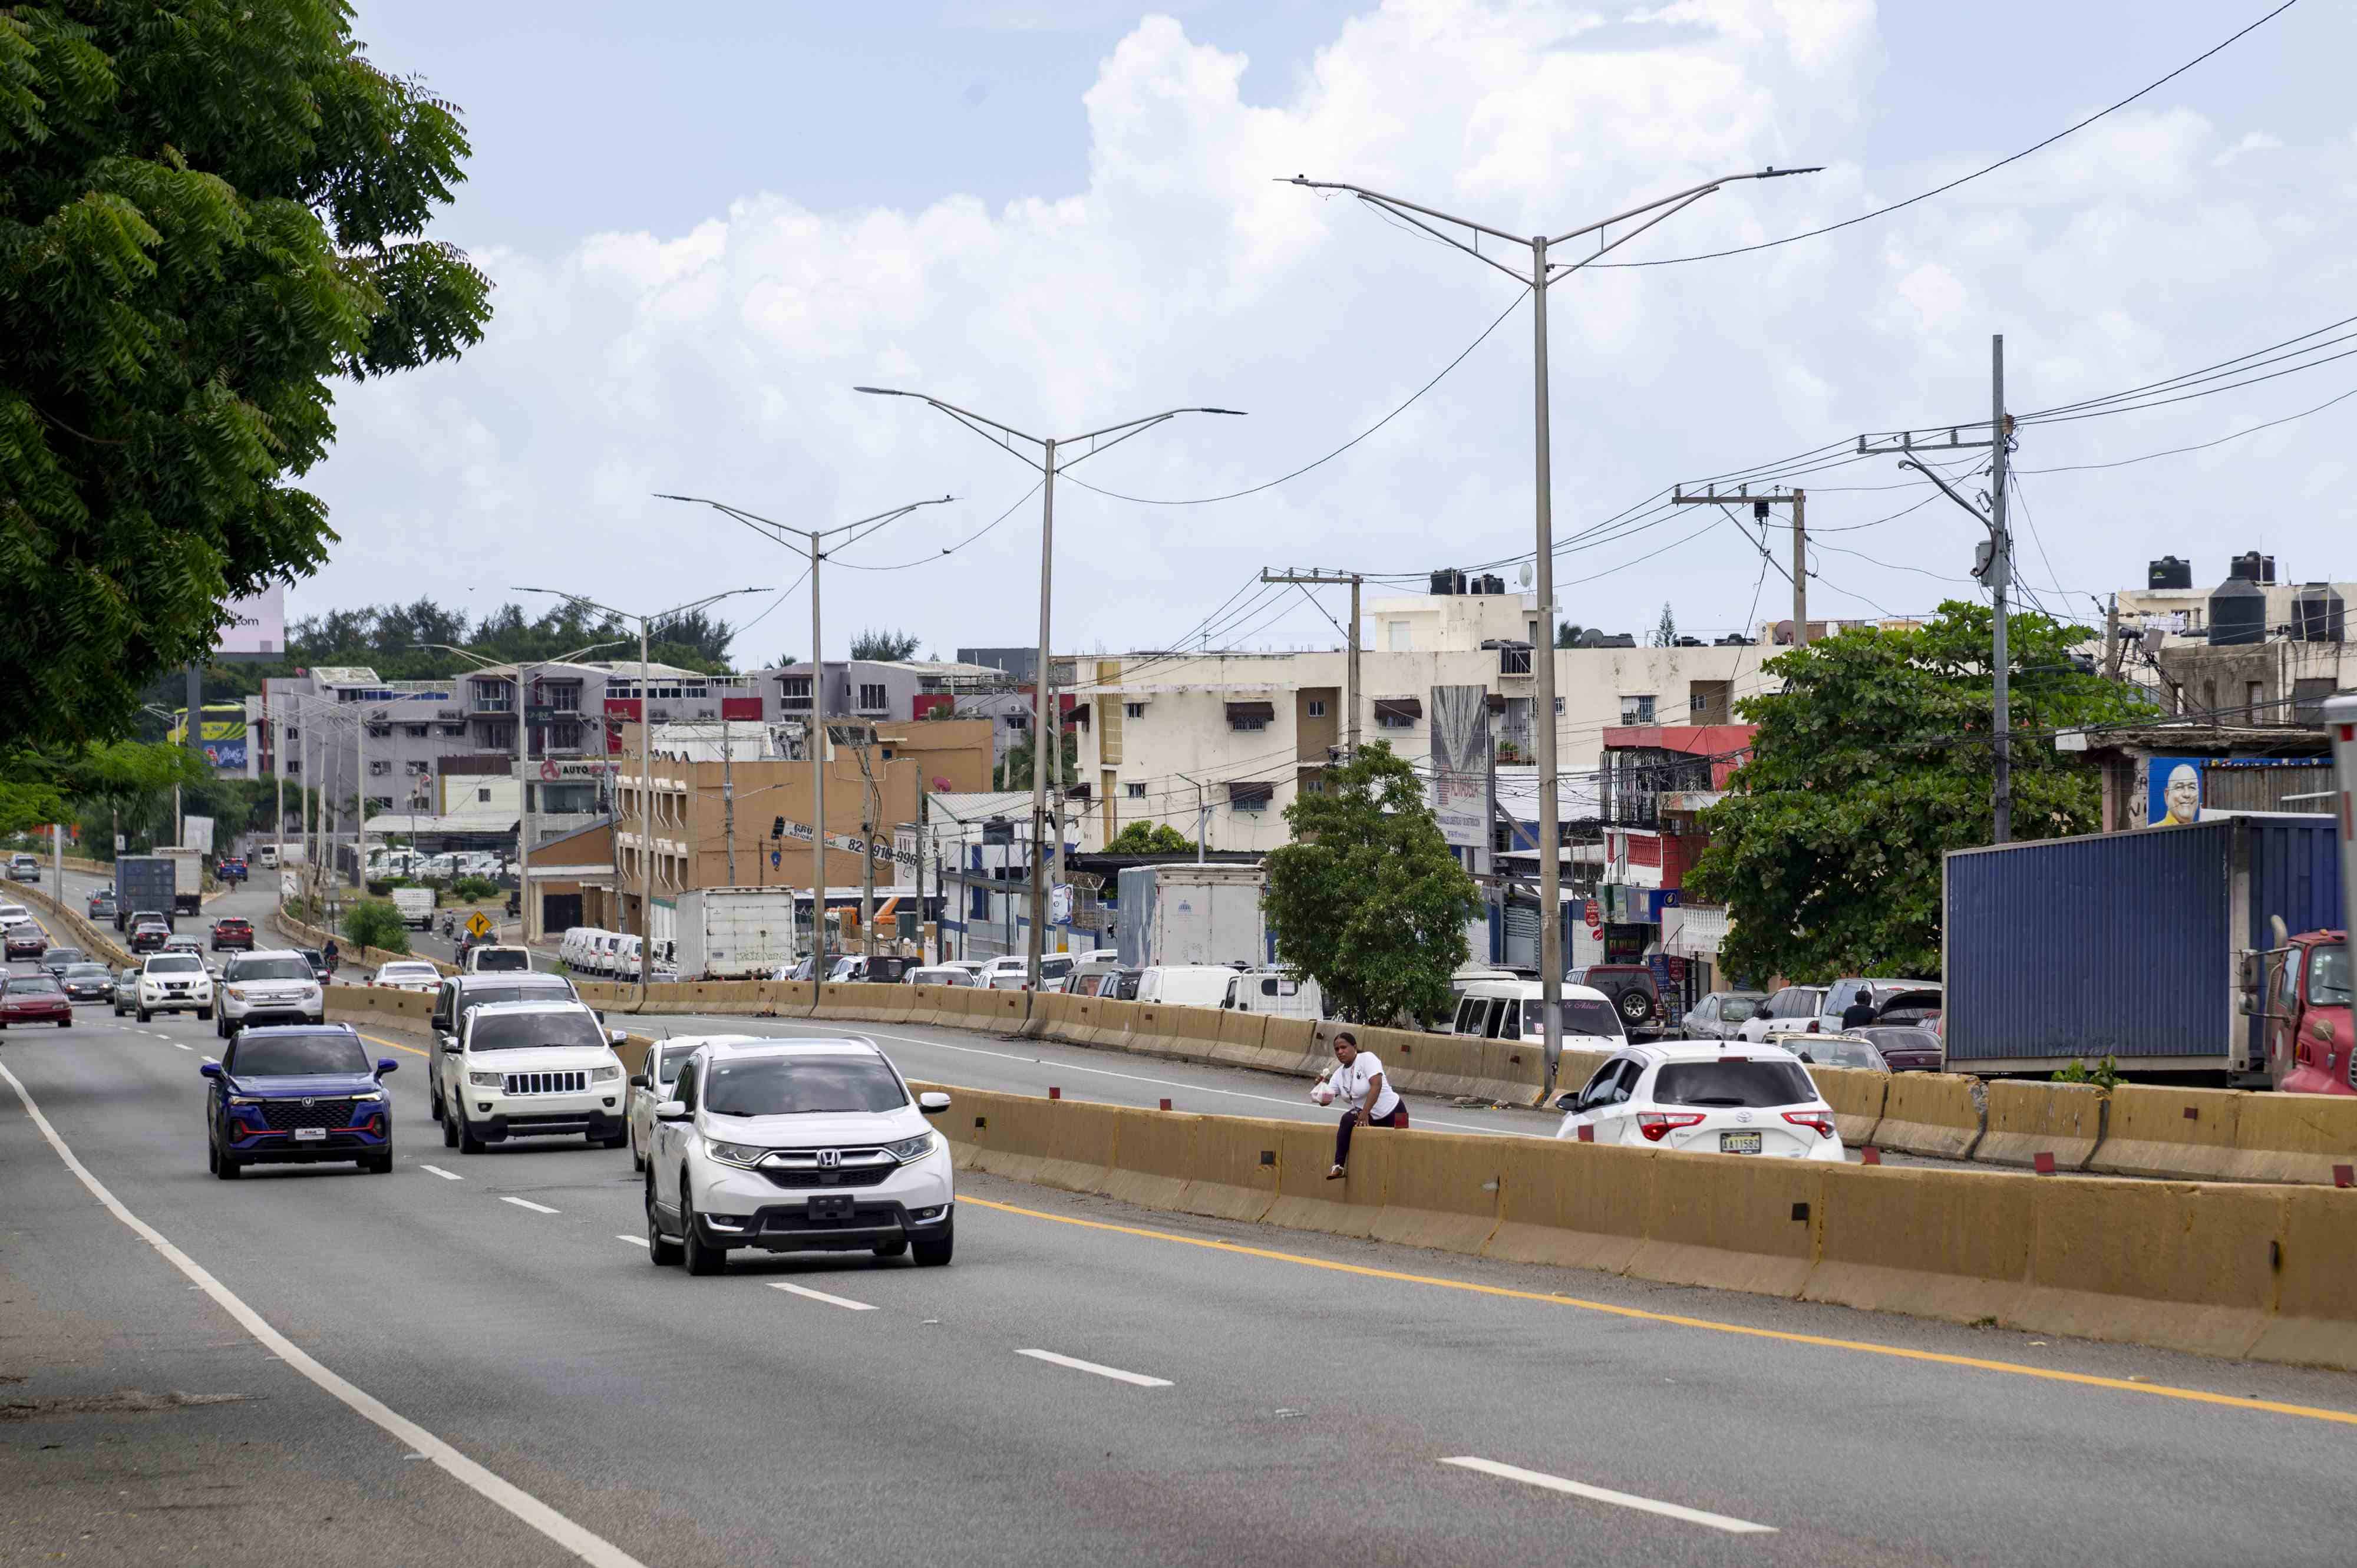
2293, 582, 2346, 643
2147, 556, 2192, 590
2230, 551, 2277, 585
2207, 573, 2267, 646
1428, 569, 1465, 596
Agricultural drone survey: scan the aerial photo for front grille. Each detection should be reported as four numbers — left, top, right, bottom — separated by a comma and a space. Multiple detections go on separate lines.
760, 1201, 902, 1233
503, 1071, 587, 1096
258, 1098, 358, 1130
762, 1165, 892, 1189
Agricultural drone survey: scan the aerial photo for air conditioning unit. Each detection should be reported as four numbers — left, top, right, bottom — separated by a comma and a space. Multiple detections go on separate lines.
649, 707, 672, 721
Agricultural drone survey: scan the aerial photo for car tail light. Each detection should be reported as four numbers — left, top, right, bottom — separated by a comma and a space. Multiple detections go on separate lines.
1806, 1020, 1820, 1033
1635, 1112, 1705, 1142
1784, 1109, 1836, 1138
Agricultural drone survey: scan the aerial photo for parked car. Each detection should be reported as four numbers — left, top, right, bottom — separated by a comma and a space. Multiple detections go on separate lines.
1815, 977, 1943, 1035
978, 953, 1077, 991
1681, 990, 1767, 1041
641, 1037, 955, 1273
371, 959, 444, 993
1222, 966, 1325, 1020
1848, 1024, 1945, 1074
6, 852, 40, 882
1450, 979, 1627, 1053
217, 950, 328, 1036
134, 952, 214, 1022
438, 999, 628, 1153
907, 965, 980, 988
37, 946, 87, 977
128, 917, 171, 954
1787, 1033, 1890, 1072
58, 962, 114, 1003
1566, 964, 1665, 1029
1737, 985, 1828, 1044
200, 1024, 397, 1177
625, 1034, 728, 1171
4, 925, 45, 960
0, 972, 73, 1028
210, 916, 255, 952
1553, 1039, 1843, 1160
1104, 968, 1144, 1001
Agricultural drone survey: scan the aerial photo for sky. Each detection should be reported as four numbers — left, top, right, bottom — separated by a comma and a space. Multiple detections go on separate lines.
308, 0, 2357, 663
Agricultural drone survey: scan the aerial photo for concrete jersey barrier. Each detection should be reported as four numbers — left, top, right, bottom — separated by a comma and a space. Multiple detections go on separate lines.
1974, 1080, 2106, 1171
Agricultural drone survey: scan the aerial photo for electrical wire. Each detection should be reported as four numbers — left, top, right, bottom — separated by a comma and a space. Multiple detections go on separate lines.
824, 483, 1042, 572
2016, 382, 2357, 473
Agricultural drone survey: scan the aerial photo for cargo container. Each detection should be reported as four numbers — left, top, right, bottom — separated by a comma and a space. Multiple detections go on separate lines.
1113, 862, 1273, 971
671, 889, 801, 980
154, 846, 204, 916
113, 856, 177, 929
1943, 815, 2343, 1080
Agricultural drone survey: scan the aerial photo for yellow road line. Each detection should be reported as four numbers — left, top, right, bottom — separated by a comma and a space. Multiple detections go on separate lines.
962, 1196, 2357, 1428
358, 1029, 430, 1059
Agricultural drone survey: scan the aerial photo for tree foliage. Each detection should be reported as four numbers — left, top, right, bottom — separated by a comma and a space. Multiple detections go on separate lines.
1104, 820, 1196, 856
1, 2, 491, 746
1263, 742, 1483, 1025
340, 897, 409, 955
850, 627, 922, 661
1686, 602, 2151, 984
995, 728, 1075, 792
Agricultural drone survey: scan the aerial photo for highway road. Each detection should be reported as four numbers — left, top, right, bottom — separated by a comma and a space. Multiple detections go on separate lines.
9, 878, 2357, 1564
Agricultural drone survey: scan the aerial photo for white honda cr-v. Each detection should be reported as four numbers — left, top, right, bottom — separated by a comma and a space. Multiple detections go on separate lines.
643, 1037, 954, 1275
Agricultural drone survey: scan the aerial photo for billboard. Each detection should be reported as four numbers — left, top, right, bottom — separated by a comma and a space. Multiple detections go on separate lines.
1427, 685, 1491, 850
2137, 755, 2332, 827
170, 704, 249, 773
214, 585, 285, 658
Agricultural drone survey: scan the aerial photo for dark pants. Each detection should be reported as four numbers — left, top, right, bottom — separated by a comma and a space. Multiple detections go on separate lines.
1334, 1104, 1405, 1168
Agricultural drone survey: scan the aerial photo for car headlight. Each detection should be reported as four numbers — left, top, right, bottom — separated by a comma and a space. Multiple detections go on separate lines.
225, 987, 246, 1002
592, 1064, 622, 1082
227, 1096, 261, 1107
886, 1131, 939, 1164
352, 1091, 385, 1102
467, 1071, 503, 1088
705, 1140, 766, 1168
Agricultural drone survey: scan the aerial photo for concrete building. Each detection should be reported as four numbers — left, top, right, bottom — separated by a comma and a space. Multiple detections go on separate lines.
758, 658, 1038, 769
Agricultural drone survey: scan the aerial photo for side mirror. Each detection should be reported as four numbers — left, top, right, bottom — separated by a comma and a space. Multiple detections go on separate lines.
199, 1062, 222, 1080
628, 1073, 649, 1089
609, 1029, 629, 1047
376, 1058, 399, 1077
441, 1038, 461, 1053
654, 1100, 691, 1123
1553, 1092, 1577, 1111
917, 1091, 951, 1115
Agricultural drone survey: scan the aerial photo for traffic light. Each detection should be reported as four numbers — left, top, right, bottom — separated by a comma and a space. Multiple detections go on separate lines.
771, 816, 785, 839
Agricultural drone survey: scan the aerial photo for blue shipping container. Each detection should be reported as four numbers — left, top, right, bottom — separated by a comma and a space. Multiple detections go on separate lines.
1943, 817, 2343, 1069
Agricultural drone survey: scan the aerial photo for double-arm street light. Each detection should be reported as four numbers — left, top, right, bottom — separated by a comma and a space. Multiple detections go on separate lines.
654, 494, 956, 1009
854, 387, 1244, 998
1285, 166, 1817, 1087
514, 586, 767, 999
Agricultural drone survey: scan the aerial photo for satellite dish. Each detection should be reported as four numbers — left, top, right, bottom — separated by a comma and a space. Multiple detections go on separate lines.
1518, 563, 1534, 588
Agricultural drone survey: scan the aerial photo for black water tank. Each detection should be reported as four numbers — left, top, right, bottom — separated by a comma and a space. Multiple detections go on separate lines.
2294, 583, 2346, 643
2208, 575, 2267, 646
1429, 569, 1464, 596
1478, 573, 1506, 595
2230, 552, 2277, 585
2148, 556, 2192, 590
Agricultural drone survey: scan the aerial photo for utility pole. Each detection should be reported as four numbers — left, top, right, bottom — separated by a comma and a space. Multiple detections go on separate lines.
1861, 332, 2016, 842
183, 659, 203, 843
2102, 593, 2124, 681
1287, 163, 1820, 1090
1260, 567, 1364, 757
722, 722, 737, 887
1669, 488, 1807, 646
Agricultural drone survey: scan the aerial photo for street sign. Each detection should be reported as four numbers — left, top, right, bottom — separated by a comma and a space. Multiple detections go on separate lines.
540, 760, 560, 781
466, 912, 493, 938
1583, 897, 1601, 932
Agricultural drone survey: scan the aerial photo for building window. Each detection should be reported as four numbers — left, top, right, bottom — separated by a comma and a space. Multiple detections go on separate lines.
405, 724, 428, 738
283, 725, 299, 738
405, 760, 430, 776
1620, 694, 1656, 724
1306, 699, 1326, 718
368, 759, 390, 776
1554, 697, 1564, 715
1124, 702, 1145, 720
780, 675, 812, 711
1232, 714, 1267, 732
286, 760, 301, 775
365, 795, 392, 814
478, 787, 493, 803
1303, 775, 1325, 795
2246, 681, 2265, 721
1125, 782, 1147, 799
438, 723, 466, 737
1005, 712, 1028, 731
1229, 781, 1276, 813
859, 682, 888, 711
366, 723, 391, 739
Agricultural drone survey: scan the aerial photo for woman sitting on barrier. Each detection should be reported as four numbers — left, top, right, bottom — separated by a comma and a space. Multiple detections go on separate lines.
1315, 1031, 1405, 1180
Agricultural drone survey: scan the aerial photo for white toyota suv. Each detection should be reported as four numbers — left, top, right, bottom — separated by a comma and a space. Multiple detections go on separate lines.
1553, 1039, 1844, 1161
216, 949, 325, 1036
440, 1000, 630, 1154
643, 1038, 954, 1275
134, 952, 214, 1022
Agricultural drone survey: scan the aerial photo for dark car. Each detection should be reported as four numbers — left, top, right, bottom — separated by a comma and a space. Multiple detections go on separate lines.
58, 963, 114, 1002
0, 972, 73, 1028
38, 946, 87, 977
1568, 963, 1663, 1028
210, 916, 255, 952
296, 947, 331, 982
200, 1025, 397, 1177
1790, 1034, 1890, 1072
1852, 1024, 1945, 1073
111, 966, 141, 1015
217, 859, 247, 885
1107, 968, 1143, 1001
128, 917, 170, 953
4, 926, 46, 960
87, 892, 118, 922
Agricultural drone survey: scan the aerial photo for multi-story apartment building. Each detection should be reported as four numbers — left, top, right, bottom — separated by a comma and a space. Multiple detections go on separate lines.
760, 658, 1044, 768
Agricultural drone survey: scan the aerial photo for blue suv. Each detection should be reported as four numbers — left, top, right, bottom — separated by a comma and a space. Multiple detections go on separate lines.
201, 1024, 398, 1179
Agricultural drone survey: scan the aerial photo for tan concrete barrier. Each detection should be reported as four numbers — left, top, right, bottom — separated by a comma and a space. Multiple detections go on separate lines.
1486, 1138, 1656, 1274
2254, 1184, 2357, 1365
968, 986, 1031, 1034
1975, 1080, 2105, 1171
1176, 1113, 1285, 1222
1209, 1008, 1270, 1072
2090, 1085, 2244, 1181
1094, 1106, 1208, 1212
1630, 1146, 1825, 1297
1047, 992, 1101, 1048
1019, 990, 1074, 1041
325, 983, 433, 1025
1161, 1003, 1229, 1065
1806, 1064, 1888, 1148
1262, 1114, 1385, 1240
1082, 996, 1138, 1049
1124, 1000, 1176, 1056
2018, 1176, 2286, 1361
1875, 1071, 1986, 1159
1542, 1048, 1612, 1110
1805, 1160, 2034, 1326
762, 979, 814, 1015
2220, 1094, 2357, 1186
1372, 1130, 1509, 1253
1259, 1016, 1323, 1077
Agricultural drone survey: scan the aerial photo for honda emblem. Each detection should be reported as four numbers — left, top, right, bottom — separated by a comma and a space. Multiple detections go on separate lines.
818, 1148, 839, 1168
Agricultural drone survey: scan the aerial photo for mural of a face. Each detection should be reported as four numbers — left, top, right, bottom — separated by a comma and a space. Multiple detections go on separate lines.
2163, 763, 2201, 826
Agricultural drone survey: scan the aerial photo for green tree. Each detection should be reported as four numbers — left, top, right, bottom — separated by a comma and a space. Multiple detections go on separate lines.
1, 3, 491, 746
850, 627, 922, 661
1554, 621, 1585, 649
994, 728, 1076, 792
1686, 601, 2152, 983
1653, 603, 1677, 647
1104, 820, 1196, 856
55, 738, 210, 851
1263, 742, 1483, 1024
340, 897, 409, 955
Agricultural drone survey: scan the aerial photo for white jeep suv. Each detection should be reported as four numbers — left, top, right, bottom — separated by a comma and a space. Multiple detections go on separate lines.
643, 1038, 954, 1275
135, 952, 214, 1022
217, 949, 325, 1036
441, 1000, 629, 1154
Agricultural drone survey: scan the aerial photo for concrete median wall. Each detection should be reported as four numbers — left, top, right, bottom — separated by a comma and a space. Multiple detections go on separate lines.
925, 1080, 2357, 1372
1974, 1080, 2106, 1171
1874, 1072, 1986, 1159
1807, 1065, 1887, 1148
14, 882, 133, 968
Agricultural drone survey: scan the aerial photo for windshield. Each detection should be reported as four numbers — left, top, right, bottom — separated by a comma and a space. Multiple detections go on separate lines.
1653, 1059, 1817, 1108
65, 965, 110, 979
1719, 997, 1760, 1023
705, 1056, 907, 1117
45, 949, 84, 963
1801, 1039, 1886, 1071
471, 949, 529, 972
469, 1009, 605, 1052
655, 1049, 690, 1084
7, 976, 61, 995
147, 955, 201, 974
229, 1032, 371, 1076
2310, 943, 2350, 1006
378, 964, 437, 981
1562, 999, 1626, 1039
228, 957, 313, 982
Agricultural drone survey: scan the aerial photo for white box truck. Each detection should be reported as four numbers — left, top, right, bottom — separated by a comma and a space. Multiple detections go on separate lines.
672, 889, 801, 979
1114, 862, 1270, 970
390, 886, 437, 930
154, 846, 204, 916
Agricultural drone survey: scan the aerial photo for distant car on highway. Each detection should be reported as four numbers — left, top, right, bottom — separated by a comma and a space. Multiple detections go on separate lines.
1553, 1039, 1843, 1160
463, 945, 532, 974
128, 916, 170, 954
0, 901, 32, 930
641, 1036, 955, 1274
58, 962, 114, 1003
0, 972, 73, 1028
4, 925, 46, 960
1681, 990, 1767, 1041
210, 916, 255, 952
38, 946, 87, 977
200, 1024, 396, 1178
217, 950, 327, 1036
135, 952, 214, 1021
6, 853, 39, 882
110, 966, 141, 1015
295, 947, 331, 983
87, 891, 117, 923
371, 959, 444, 993
422, 971, 586, 1125
1737, 985, 1828, 1045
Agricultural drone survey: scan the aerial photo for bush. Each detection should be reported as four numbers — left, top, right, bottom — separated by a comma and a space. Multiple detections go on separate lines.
452, 874, 501, 903
2052, 1054, 2122, 1091
342, 901, 411, 956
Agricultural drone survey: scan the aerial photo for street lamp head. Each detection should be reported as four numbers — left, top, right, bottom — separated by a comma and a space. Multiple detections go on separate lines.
1753, 165, 1826, 180
853, 386, 910, 397
1195, 407, 1248, 417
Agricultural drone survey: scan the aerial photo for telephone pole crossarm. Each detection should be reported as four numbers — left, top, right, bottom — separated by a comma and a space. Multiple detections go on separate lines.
1671, 487, 1808, 649
1260, 569, 1365, 760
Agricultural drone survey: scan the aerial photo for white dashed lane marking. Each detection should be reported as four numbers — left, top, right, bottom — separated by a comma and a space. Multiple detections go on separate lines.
418, 1165, 463, 1181
499, 1196, 560, 1215
1015, 1349, 1171, 1388
1438, 1458, 1777, 1534
770, 1282, 875, 1312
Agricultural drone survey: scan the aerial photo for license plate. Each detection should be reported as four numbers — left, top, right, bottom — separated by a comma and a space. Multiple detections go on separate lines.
808, 1194, 855, 1222
1719, 1131, 1763, 1154
293, 1127, 328, 1143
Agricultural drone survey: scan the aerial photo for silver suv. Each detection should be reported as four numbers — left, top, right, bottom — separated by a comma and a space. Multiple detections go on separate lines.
217, 949, 325, 1036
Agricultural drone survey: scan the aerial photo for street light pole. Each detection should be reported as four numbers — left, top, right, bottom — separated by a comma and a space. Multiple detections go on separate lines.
1285, 165, 1817, 1089
853, 385, 1243, 1000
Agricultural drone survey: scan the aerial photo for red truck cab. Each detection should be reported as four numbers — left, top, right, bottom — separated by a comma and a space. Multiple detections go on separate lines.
2267, 932, 2352, 1095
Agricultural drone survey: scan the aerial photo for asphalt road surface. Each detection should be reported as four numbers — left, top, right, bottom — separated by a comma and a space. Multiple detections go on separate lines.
8, 884, 2357, 1565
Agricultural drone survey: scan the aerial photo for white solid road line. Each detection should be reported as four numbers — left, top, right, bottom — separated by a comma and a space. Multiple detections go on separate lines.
616, 1234, 648, 1247
770, 1282, 876, 1311
1438, 1458, 1778, 1534
674, 1015, 1515, 1137
0, 1058, 651, 1568
418, 1164, 464, 1181
1016, 1349, 1173, 1388
500, 1196, 561, 1215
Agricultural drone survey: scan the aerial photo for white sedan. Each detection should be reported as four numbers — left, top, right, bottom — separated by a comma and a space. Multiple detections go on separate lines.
370, 960, 444, 993
1553, 1040, 1845, 1161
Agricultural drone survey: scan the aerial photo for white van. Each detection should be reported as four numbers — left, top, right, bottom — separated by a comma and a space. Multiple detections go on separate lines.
1134, 965, 1241, 1011
1221, 966, 1324, 1021
1448, 979, 1627, 1052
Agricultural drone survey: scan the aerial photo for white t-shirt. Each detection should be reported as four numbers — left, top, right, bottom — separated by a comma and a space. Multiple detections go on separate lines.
1329, 1052, 1401, 1119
